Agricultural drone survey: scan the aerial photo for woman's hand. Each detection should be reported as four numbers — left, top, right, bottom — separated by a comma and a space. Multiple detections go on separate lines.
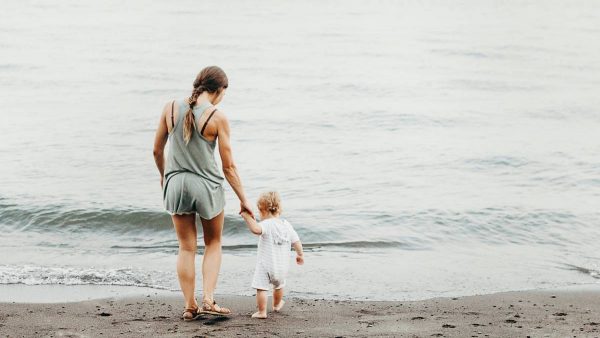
160, 176, 164, 189
296, 254, 304, 265
240, 200, 255, 219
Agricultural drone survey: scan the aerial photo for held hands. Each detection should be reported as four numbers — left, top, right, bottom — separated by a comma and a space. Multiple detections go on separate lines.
296, 254, 304, 265
239, 204, 262, 235
239, 200, 255, 219
240, 210, 252, 219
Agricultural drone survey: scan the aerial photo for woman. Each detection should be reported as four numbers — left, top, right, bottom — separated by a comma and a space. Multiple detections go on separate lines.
153, 66, 254, 320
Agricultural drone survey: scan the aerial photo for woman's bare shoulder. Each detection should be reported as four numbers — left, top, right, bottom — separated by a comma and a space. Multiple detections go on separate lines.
212, 108, 230, 125
161, 99, 179, 114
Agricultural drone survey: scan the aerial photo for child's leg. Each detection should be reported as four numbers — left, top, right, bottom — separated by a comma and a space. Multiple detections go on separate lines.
273, 288, 285, 311
252, 289, 268, 319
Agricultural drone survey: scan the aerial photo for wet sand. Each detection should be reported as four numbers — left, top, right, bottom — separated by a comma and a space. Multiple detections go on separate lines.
1, 287, 599, 337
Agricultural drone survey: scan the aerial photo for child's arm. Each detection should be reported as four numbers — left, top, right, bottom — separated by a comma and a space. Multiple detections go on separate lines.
240, 211, 262, 235
292, 241, 304, 265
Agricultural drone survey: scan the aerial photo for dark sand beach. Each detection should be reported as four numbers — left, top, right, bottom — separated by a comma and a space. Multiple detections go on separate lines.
1, 287, 599, 337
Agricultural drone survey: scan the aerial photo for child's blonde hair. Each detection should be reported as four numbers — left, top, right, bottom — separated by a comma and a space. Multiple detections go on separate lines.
257, 191, 282, 215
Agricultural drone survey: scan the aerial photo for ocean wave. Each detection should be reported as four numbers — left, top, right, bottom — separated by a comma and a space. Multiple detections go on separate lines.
0, 265, 174, 290
1, 199, 599, 251
0, 200, 428, 250
563, 264, 600, 279
0, 200, 232, 234
110, 240, 420, 252
464, 155, 530, 169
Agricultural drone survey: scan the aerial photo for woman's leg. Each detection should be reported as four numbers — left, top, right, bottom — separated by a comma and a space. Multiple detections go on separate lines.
200, 211, 225, 303
172, 213, 198, 309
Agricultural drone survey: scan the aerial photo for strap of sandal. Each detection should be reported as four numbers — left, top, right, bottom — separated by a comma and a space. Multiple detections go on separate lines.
183, 306, 198, 317
202, 300, 230, 314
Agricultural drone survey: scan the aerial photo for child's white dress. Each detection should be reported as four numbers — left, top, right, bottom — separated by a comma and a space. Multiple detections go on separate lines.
251, 218, 300, 290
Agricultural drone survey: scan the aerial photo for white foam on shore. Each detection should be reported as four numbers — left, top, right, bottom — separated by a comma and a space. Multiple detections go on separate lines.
0, 284, 177, 303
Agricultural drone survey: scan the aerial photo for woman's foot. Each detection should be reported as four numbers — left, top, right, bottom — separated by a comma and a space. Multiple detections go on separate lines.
182, 306, 200, 321
252, 311, 267, 319
199, 299, 231, 316
273, 300, 285, 312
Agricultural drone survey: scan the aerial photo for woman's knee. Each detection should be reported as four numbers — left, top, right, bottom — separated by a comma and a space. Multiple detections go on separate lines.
179, 239, 197, 253
203, 236, 221, 247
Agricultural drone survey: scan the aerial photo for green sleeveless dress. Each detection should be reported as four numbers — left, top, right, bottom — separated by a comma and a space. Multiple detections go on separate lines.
162, 99, 225, 219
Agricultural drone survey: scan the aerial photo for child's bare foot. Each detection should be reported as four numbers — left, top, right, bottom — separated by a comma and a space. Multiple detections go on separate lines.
252, 311, 267, 319
273, 300, 285, 312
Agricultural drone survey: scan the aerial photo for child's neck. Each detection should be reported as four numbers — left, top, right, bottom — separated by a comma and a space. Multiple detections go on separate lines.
260, 212, 279, 220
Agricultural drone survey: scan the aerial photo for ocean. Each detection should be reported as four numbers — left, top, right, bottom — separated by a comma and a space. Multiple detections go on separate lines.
1, 0, 599, 301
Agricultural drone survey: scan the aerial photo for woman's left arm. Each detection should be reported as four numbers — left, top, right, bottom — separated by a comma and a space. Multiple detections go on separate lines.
153, 102, 170, 187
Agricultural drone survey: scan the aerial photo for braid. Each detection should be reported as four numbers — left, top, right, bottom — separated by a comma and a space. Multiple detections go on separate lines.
182, 66, 228, 144
183, 87, 203, 144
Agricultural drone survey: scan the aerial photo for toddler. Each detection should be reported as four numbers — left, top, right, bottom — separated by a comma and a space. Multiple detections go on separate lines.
240, 191, 304, 319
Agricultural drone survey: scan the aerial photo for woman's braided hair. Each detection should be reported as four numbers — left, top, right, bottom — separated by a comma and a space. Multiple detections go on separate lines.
183, 66, 228, 144
257, 191, 282, 215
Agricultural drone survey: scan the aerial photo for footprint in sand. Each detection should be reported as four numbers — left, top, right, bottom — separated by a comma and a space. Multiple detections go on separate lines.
203, 316, 230, 326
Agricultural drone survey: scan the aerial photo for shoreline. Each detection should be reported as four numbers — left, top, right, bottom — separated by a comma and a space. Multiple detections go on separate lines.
1, 285, 599, 337
3, 283, 600, 303
0, 284, 176, 303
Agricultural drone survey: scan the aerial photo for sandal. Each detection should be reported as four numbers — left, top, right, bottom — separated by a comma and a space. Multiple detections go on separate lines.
182, 306, 201, 321
199, 300, 231, 316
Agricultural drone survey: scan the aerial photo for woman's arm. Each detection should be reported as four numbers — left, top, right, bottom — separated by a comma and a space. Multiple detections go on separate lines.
153, 102, 170, 187
216, 113, 255, 217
